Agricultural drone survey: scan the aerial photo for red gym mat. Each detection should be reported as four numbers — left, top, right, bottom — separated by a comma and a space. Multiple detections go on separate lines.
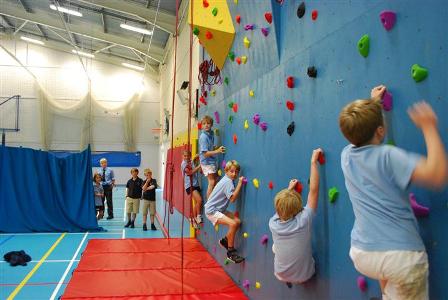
62, 238, 248, 299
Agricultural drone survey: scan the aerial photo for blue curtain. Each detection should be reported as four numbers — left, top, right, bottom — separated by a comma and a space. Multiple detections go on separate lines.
51, 151, 141, 167
0, 145, 99, 233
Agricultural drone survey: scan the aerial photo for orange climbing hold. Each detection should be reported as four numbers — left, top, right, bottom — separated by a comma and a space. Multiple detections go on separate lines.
295, 181, 303, 194
233, 134, 238, 144
203, 0, 209, 8
311, 10, 318, 21
205, 31, 213, 39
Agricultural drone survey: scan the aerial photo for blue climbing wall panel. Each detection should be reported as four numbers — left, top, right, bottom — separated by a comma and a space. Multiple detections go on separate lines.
197, 1, 448, 299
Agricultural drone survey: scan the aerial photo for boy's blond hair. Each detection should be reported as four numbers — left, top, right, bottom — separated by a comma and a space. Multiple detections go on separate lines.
339, 99, 384, 147
274, 189, 303, 221
225, 160, 240, 172
201, 115, 214, 126
144, 168, 152, 175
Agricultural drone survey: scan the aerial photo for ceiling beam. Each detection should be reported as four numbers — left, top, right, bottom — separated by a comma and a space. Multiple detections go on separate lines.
100, 9, 107, 33
76, 0, 175, 34
17, 0, 33, 13
36, 24, 48, 40
1, 15, 15, 28
0, 5, 164, 63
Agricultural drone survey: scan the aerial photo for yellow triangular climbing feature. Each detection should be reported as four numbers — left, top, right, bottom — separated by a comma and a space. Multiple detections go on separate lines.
188, 0, 235, 70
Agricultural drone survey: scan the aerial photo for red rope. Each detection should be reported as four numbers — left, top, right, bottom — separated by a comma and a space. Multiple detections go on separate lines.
198, 59, 221, 96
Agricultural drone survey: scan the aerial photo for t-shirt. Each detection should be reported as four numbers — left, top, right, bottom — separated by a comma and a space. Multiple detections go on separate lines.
341, 144, 424, 251
97, 167, 115, 186
199, 130, 216, 165
269, 206, 315, 283
204, 175, 234, 215
142, 178, 157, 201
126, 177, 144, 199
181, 160, 199, 189
93, 183, 104, 206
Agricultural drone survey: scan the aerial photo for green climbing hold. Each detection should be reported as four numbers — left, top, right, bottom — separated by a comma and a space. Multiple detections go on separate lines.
357, 34, 370, 58
328, 187, 339, 203
193, 27, 200, 36
224, 258, 231, 265
214, 128, 220, 136
411, 64, 428, 82
212, 7, 218, 16
224, 77, 229, 85
228, 115, 234, 124
228, 101, 234, 109
386, 139, 395, 146
228, 51, 235, 61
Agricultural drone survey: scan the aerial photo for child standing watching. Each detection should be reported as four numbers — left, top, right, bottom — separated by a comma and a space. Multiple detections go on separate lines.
339, 85, 447, 300
142, 168, 157, 231
125, 168, 144, 228
204, 160, 245, 263
181, 150, 203, 227
93, 173, 104, 220
199, 115, 225, 198
269, 148, 322, 285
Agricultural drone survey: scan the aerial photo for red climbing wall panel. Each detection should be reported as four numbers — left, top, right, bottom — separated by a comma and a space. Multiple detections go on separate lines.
62, 238, 247, 299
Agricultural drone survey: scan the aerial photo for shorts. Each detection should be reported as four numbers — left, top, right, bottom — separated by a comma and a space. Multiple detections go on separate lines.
349, 247, 428, 300
206, 211, 233, 226
201, 164, 217, 176
142, 200, 156, 216
126, 197, 140, 214
186, 186, 201, 195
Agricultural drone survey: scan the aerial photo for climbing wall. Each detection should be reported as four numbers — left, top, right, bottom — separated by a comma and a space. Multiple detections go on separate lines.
195, 1, 448, 299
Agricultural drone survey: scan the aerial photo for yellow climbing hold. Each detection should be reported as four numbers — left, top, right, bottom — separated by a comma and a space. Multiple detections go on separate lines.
244, 120, 249, 130
215, 224, 219, 232
218, 169, 222, 176
218, 19, 223, 24
241, 56, 247, 64
243, 37, 251, 48
252, 178, 259, 188
243, 232, 249, 238
211, 89, 216, 96
255, 282, 261, 289
234, 0, 238, 4
249, 90, 254, 97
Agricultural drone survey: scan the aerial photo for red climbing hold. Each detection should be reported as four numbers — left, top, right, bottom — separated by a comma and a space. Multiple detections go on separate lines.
232, 103, 238, 113
295, 181, 303, 194
357, 276, 368, 292
199, 96, 207, 105
235, 211, 239, 218
202, 0, 209, 8
265, 12, 273, 24
286, 76, 294, 88
205, 31, 213, 39
236, 15, 241, 24
268, 181, 274, 190
311, 10, 318, 21
286, 100, 295, 111
233, 134, 238, 144
236, 57, 242, 65
197, 122, 202, 130
318, 152, 325, 165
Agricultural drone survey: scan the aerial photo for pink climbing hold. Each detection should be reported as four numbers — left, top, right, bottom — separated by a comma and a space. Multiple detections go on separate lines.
221, 160, 227, 169
212, 245, 217, 253
357, 276, 367, 292
380, 10, 396, 31
264, 12, 272, 24
242, 178, 248, 185
382, 90, 393, 111
259, 122, 268, 131
214, 111, 220, 124
261, 27, 269, 37
409, 193, 430, 217
253, 113, 260, 125
260, 234, 269, 245
244, 24, 255, 31
233, 103, 238, 113
243, 279, 250, 289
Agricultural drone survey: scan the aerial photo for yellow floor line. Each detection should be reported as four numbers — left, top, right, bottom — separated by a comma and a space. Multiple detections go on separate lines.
7, 233, 67, 300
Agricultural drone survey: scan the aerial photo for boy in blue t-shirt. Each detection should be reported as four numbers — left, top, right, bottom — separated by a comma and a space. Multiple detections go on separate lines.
269, 148, 322, 285
204, 160, 245, 263
339, 85, 447, 300
181, 150, 203, 227
199, 115, 225, 199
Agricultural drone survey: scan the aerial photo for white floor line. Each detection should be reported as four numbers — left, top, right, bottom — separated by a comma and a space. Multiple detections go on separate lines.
49, 232, 89, 300
122, 229, 125, 239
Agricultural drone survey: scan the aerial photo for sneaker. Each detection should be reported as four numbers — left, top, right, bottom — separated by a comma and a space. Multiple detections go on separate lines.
195, 215, 203, 224
226, 249, 245, 264
107, 216, 114, 220
286, 282, 292, 288
151, 224, 157, 231
130, 221, 135, 228
143, 223, 147, 231
124, 220, 132, 228
219, 237, 228, 250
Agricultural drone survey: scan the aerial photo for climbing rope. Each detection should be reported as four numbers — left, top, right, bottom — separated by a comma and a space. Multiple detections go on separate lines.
198, 59, 221, 96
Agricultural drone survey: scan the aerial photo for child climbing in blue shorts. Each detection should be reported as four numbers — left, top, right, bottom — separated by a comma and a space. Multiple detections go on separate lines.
269, 148, 322, 285
339, 85, 447, 300
204, 160, 245, 263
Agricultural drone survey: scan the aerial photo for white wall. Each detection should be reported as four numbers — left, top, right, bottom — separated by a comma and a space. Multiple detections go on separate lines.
0, 39, 161, 183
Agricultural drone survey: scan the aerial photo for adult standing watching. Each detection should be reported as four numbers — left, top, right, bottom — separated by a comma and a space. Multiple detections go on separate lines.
98, 158, 115, 220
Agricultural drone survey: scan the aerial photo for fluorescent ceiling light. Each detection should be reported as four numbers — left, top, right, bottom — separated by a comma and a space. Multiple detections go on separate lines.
72, 49, 94, 58
21, 36, 45, 45
50, 4, 83, 17
120, 23, 153, 35
122, 63, 145, 71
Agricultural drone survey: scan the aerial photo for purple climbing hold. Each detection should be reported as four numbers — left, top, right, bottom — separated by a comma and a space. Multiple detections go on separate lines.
242, 178, 248, 185
260, 234, 269, 245
243, 279, 250, 289
381, 90, 393, 111
259, 122, 268, 131
221, 160, 227, 169
261, 27, 269, 37
253, 113, 260, 125
214, 111, 220, 124
409, 193, 430, 217
380, 10, 396, 31
212, 246, 217, 253
244, 24, 255, 31
357, 276, 367, 292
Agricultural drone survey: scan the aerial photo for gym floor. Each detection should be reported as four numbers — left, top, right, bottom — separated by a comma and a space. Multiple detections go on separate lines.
0, 187, 187, 300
